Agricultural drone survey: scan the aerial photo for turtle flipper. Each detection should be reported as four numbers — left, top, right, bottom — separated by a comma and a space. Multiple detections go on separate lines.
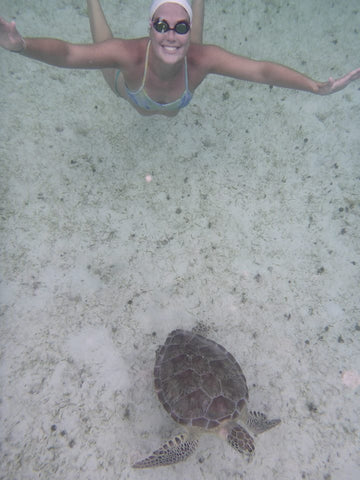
132, 432, 199, 468
247, 411, 281, 434
227, 425, 255, 458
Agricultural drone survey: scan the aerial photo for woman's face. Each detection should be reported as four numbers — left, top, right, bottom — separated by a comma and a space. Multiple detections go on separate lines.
150, 3, 191, 65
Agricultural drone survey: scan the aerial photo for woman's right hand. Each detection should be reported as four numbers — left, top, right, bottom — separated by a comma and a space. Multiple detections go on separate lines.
0, 16, 26, 52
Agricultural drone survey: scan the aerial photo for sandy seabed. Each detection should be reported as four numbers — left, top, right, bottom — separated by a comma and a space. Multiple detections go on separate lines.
1, 1, 359, 479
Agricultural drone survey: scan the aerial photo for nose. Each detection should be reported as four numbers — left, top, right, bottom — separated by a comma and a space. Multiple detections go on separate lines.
165, 29, 177, 41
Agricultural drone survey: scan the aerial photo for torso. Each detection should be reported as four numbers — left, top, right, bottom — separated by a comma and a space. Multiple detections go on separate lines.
119, 38, 208, 106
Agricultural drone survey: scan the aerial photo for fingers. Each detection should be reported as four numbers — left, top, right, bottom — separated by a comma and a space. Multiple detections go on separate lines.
349, 67, 360, 81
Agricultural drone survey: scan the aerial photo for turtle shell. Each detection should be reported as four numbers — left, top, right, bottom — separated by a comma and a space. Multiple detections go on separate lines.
154, 329, 248, 430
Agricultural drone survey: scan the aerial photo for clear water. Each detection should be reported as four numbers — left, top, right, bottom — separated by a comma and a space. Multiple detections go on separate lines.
1, 1, 359, 479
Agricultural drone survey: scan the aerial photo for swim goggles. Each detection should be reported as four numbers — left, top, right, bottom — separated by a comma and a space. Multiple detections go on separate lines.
152, 18, 191, 34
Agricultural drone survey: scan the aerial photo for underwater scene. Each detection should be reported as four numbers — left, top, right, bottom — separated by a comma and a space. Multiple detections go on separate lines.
1, 1, 359, 479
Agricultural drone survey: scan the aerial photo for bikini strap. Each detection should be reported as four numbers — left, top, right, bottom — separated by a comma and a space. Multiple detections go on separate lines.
184, 55, 189, 91
141, 40, 152, 89
143, 40, 189, 92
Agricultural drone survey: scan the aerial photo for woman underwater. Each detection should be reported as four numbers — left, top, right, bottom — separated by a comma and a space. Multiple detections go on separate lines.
0, 0, 359, 117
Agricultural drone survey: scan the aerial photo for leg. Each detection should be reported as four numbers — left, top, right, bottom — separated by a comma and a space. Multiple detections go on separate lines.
132, 432, 199, 469
87, 0, 113, 41
86, 0, 117, 92
227, 425, 255, 459
191, 0, 204, 44
247, 411, 281, 434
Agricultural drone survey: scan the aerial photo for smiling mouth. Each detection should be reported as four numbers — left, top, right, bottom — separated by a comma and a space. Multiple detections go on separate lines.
162, 45, 179, 52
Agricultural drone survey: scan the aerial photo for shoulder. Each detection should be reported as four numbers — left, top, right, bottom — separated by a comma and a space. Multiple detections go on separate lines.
101, 37, 148, 69
188, 43, 258, 81
187, 43, 231, 74
186, 44, 226, 88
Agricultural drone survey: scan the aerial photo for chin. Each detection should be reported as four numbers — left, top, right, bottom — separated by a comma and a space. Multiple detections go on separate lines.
162, 51, 183, 63
155, 43, 187, 63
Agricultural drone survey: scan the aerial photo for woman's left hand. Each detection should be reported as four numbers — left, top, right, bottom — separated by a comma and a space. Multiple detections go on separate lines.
317, 67, 360, 95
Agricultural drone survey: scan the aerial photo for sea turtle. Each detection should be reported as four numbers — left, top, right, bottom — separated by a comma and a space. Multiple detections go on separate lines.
133, 329, 281, 468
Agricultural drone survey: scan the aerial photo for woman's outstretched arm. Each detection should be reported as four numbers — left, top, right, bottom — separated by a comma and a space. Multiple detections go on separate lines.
0, 16, 131, 69
202, 44, 360, 95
